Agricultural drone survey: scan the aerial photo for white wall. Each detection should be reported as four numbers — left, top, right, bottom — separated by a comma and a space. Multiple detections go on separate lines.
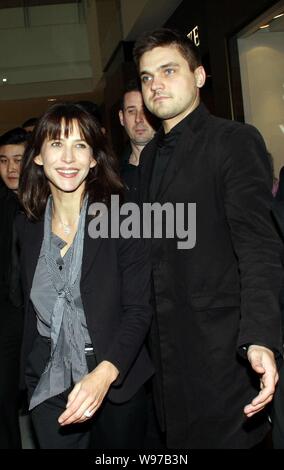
120, 0, 147, 38
238, 30, 284, 176
0, 3, 92, 92
120, 0, 183, 40
95, 0, 122, 69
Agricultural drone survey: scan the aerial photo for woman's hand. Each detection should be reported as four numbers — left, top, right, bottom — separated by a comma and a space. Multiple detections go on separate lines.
58, 360, 119, 426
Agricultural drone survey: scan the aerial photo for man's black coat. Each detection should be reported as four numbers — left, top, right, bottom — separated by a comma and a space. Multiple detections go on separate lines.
139, 103, 283, 449
0, 186, 23, 448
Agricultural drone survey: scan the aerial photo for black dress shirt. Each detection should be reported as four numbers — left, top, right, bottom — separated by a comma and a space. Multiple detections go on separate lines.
148, 114, 191, 201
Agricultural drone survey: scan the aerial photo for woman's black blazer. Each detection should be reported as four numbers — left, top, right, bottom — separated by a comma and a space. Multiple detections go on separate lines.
16, 209, 154, 403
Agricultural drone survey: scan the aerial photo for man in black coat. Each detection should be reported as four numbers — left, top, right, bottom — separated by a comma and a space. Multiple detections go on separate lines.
133, 28, 283, 449
0, 127, 28, 448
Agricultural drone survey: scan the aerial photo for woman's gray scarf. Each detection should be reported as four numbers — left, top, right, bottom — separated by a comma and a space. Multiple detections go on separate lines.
29, 196, 88, 410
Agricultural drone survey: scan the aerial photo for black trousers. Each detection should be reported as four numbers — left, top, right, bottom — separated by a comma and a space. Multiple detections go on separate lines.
0, 302, 23, 449
26, 336, 147, 449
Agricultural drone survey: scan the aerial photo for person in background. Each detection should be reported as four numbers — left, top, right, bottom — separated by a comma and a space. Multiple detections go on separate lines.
266, 152, 279, 197
272, 177, 279, 198
275, 166, 284, 201
118, 80, 158, 203
271, 196, 284, 449
133, 27, 283, 449
272, 158, 284, 448
0, 128, 27, 193
76, 101, 106, 135
0, 127, 28, 448
22, 118, 38, 133
16, 102, 153, 449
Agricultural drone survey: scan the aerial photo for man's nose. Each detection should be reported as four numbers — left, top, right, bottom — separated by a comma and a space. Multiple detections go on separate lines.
150, 75, 163, 91
7, 159, 18, 173
135, 110, 144, 123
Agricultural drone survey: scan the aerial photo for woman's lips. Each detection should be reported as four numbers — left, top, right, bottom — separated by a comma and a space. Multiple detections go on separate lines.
56, 169, 79, 178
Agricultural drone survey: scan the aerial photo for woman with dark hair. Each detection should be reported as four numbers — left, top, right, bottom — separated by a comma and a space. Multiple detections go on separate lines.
16, 102, 153, 449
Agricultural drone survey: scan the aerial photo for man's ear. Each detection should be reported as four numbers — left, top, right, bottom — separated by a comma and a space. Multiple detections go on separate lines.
34, 154, 43, 166
194, 66, 206, 88
118, 110, 125, 127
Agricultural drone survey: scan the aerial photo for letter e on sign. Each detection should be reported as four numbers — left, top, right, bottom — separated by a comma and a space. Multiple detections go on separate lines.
187, 26, 200, 47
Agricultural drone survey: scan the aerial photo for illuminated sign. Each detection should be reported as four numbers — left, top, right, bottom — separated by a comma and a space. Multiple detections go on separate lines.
187, 26, 200, 46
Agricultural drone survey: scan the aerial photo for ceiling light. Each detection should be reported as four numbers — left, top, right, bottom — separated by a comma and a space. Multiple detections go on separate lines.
273, 13, 284, 19
2, 78, 7, 82
259, 24, 270, 29
47, 98, 56, 102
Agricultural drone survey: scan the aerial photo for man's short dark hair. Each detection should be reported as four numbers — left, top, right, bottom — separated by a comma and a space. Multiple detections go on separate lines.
133, 28, 201, 72
22, 117, 38, 129
119, 78, 142, 111
0, 127, 29, 147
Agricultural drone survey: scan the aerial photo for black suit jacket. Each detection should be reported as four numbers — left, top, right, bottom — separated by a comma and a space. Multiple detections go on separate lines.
16, 209, 154, 403
0, 187, 19, 303
139, 103, 283, 448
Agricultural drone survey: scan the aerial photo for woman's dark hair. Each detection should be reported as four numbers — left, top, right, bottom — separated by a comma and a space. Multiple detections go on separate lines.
19, 102, 124, 220
133, 28, 201, 72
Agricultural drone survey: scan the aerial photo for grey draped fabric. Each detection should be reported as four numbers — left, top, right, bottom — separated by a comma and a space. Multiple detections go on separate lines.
29, 196, 89, 410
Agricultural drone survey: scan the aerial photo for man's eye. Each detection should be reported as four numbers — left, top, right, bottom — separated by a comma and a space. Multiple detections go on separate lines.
165, 68, 175, 75
0, 159, 7, 164
141, 75, 152, 84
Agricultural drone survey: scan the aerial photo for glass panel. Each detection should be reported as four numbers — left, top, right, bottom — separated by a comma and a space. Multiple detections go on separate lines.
237, 3, 284, 176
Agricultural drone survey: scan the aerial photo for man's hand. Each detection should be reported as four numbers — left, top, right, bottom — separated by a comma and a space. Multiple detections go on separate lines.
244, 345, 278, 418
58, 360, 119, 426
